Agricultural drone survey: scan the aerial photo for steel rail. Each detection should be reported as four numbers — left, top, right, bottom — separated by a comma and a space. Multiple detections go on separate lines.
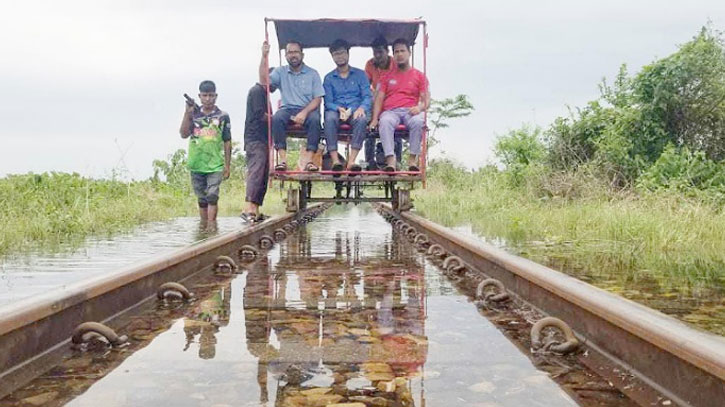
378, 205, 725, 407
0, 206, 326, 398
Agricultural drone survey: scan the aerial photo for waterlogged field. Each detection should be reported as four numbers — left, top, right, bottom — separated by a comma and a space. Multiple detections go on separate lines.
0, 173, 285, 256
4, 166, 725, 337
414, 173, 725, 335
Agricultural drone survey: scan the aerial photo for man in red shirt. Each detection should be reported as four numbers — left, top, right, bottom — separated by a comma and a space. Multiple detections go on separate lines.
365, 37, 398, 94
370, 38, 430, 172
363, 37, 401, 169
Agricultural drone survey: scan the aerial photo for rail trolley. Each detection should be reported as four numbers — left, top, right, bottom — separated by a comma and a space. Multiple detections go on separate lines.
262, 18, 428, 212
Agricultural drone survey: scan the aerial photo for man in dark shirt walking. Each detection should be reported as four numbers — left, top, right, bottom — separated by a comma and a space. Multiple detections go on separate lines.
241, 75, 276, 222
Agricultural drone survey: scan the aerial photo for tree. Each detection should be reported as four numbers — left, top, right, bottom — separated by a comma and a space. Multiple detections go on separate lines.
428, 94, 474, 150
545, 25, 725, 186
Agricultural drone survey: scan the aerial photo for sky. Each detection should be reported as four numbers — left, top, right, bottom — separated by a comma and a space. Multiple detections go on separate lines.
1, 0, 724, 179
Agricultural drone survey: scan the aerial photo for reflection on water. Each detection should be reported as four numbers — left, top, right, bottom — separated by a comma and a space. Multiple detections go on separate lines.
4, 206, 579, 407
241, 227, 429, 406
0, 217, 241, 307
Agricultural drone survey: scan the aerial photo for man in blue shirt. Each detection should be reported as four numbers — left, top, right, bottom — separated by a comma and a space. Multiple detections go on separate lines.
322, 39, 372, 172
260, 40, 325, 171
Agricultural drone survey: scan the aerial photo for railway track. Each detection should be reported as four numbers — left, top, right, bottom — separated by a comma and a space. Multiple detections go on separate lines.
375, 204, 725, 407
0, 204, 723, 407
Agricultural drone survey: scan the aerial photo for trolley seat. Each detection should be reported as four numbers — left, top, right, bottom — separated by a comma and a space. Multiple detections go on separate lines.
285, 121, 411, 143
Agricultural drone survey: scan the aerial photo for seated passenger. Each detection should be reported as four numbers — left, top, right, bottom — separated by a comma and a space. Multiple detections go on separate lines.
260, 40, 325, 171
369, 38, 430, 172
364, 36, 402, 170
322, 39, 372, 172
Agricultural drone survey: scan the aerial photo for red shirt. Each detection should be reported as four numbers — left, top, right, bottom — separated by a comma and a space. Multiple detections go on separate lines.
379, 67, 428, 111
365, 57, 398, 91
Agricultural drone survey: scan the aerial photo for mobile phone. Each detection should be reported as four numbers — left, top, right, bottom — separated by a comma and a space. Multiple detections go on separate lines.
184, 93, 200, 111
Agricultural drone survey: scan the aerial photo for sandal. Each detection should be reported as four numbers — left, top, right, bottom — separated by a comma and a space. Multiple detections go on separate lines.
240, 212, 256, 223
274, 162, 287, 171
408, 165, 420, 172
383, 165, 395, 175
254, 213, 268, 223
350, 164, 362, 173
304, 162, 319, 172
331, 162, 343, 177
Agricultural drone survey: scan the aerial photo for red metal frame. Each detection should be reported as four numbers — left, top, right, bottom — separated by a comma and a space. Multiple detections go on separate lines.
263, 17, 428, 182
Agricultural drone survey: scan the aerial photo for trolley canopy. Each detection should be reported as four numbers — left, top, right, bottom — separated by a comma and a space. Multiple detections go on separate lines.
268, 18, 423, 49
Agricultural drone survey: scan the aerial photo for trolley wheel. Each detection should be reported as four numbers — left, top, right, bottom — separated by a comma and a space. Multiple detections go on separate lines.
299, 182, 308, 211
396, 188, 412, 212
286, 188, 300, 212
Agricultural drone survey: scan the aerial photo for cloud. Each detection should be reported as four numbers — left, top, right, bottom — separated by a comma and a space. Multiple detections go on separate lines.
1, 0, 724, 177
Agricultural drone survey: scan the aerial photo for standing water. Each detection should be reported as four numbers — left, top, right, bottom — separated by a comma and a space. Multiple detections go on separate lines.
0, 217, 241, 307
3, 205, 617, 406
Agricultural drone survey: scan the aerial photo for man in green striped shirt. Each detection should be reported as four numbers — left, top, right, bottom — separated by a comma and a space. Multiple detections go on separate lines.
179, 80, 231, 222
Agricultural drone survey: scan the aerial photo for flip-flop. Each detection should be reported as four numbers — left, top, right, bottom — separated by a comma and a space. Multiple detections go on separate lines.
349, 164, 362, 176
331, 162, 343, 177
274, 162, 287, 171
305, 162, 319, 172
240, 212, 256, 223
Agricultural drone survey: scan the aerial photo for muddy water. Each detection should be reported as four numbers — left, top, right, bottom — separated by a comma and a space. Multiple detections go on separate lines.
0, 217, 241, 307
1, 205, 594, 407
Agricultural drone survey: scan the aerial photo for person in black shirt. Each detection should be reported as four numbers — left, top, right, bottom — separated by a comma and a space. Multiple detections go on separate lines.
242, 76, 276, 222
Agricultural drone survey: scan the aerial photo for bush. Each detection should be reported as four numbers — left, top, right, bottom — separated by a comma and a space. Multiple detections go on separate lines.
545, 26, 725, 187
494, 125, 546, 186
637, 144, 725, 197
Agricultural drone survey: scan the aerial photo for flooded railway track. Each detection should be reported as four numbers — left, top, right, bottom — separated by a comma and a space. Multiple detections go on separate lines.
0, 204, 723, 406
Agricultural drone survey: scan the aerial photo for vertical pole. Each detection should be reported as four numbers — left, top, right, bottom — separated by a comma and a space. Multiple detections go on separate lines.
265, 19, 274, 178
421, 22, 428, 187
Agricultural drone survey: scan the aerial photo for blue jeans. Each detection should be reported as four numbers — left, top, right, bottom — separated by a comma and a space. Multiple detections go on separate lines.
272, 107, 322, 152
323, 110, 369, 151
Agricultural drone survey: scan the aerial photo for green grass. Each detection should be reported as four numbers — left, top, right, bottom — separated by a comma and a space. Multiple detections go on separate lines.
4, 166, 725, 333
415, 172, 725, 290
0, 172, 284, 255
413, 168, 725, 334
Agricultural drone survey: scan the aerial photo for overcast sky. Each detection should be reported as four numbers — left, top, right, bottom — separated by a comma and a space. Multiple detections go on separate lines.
1, 1, 724, 179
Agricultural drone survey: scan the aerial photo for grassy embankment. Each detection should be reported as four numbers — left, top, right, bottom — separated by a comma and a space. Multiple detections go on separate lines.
415, 169, 725, 291
414, 164, 725, 334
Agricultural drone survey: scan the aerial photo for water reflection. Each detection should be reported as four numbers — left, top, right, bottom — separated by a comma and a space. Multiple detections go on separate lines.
183, 279, 232, 359
4, 206, 580, 407
243, 228, 428, 406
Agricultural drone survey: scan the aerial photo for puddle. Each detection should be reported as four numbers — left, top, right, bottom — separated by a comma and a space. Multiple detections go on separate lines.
2, 206, 631, 406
